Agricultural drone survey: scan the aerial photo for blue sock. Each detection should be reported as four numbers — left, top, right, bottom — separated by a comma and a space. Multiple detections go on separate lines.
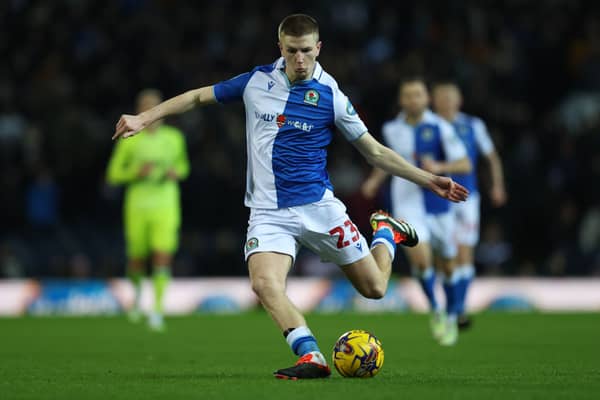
457, 264, 475, 316
456, 278, 468, 316
414, 267, 438, 312
443, 270, 461, 318
371, 226, 396, 260
285, 326, 320, 356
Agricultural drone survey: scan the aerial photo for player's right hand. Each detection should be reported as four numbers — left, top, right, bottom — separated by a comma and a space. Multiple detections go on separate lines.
113, 114, 146, 140
138, 163, 154, 178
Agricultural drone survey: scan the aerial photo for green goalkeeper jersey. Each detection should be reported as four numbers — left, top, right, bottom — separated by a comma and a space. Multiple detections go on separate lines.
106, 124, 190, 211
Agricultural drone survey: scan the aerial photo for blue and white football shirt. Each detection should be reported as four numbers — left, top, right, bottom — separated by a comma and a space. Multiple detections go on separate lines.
449, 112, 494, 194
382, 110, 467, 215
213, 57, 367, 209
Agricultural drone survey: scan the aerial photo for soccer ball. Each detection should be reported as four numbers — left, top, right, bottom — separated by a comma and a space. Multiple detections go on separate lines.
332, 329, 384, 378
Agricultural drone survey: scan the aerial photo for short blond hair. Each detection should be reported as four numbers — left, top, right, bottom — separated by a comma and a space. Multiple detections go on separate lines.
278, 14, 319, 40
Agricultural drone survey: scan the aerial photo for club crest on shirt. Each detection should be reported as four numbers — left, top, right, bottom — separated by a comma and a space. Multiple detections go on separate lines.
304, 89, 319, 106
421, 127, 434, 141
457, 124, 469, 136
245, 237, 259, 251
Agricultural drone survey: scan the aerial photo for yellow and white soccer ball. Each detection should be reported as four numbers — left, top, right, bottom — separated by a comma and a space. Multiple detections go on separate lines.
332, 330, 384, 378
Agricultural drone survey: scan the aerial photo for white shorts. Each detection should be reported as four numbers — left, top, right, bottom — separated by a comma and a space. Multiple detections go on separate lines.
391, 187, 430, 243
391, 193, 456, 259
452, 192, 480, 247
244, 190, 370, 266
426, 212, 457, 259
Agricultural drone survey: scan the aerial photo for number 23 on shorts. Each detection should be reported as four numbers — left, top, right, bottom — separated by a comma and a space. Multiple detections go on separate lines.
329, 220, 360, 249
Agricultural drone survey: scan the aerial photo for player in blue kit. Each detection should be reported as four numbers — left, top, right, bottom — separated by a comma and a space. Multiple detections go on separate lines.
362, 77, 472, 346
113, 15, 468, 379
432, 82, 506, 329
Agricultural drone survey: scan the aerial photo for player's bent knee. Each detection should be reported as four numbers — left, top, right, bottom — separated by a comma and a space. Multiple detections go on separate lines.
368, 286, 386, 300
357, 282, 386, 300
343, 261, 387, 299
362, 289, 385, 300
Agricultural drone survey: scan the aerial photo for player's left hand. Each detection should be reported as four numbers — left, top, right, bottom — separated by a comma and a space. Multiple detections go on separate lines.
165, 168, 179, 181
428, 176, 469, 202
490, 185, 507, 207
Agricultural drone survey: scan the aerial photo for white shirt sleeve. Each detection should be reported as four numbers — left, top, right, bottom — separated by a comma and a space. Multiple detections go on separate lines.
332, 86, 368, 142
439, 119, 467, 162
472, 117, 495, 156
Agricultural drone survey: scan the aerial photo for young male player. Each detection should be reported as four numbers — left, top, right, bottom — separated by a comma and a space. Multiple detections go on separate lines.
112, 15, 468, 378
362, 77, 472, 346
432, 82, 506, 329
107, 89, 190, 331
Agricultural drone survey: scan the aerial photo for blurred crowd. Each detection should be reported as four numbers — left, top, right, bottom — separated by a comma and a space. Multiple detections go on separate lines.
1, 0, 599, 278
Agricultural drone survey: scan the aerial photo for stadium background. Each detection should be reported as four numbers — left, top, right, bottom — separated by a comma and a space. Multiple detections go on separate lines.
1, 0, 599, 282
1, 2, 599, 399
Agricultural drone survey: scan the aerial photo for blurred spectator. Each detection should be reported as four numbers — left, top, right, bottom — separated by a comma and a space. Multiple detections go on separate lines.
579, 207, 600, 276
25, 166, 59, 228
69, 253, 92, 279
475, 220, 512, 276
579, 207, 600, 255
0, 243, 25, 278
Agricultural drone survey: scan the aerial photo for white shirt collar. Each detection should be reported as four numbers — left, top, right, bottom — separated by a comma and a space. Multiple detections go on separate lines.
398, 109, 436, 125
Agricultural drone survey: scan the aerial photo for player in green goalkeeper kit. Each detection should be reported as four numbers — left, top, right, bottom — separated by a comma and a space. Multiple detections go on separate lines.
107, 89, 190, 331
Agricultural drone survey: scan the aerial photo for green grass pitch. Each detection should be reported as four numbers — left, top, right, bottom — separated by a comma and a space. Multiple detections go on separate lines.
1, 312, 598, 399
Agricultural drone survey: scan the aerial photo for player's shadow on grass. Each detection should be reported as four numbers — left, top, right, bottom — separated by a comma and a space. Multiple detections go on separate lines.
124, 371, 267, 380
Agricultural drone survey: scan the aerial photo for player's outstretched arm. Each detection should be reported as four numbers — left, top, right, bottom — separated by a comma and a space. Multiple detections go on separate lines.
113, 86, 217, 140
352, 132, 469, 202
485, 150, 507, 207
421, 156, 472, 175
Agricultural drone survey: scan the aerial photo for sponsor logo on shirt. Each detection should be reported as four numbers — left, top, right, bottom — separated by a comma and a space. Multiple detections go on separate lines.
276, 114, 286, 128
256, 111, 315, 132
284, 117, 314, 132
276, 114, 314, 132
346, 99, 357, 115
255, 111, 276, 122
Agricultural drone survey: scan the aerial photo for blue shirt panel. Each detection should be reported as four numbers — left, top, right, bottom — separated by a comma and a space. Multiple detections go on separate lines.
272, 80, 335, 208
451, 115, 479, 193
414, 123, 451, 214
